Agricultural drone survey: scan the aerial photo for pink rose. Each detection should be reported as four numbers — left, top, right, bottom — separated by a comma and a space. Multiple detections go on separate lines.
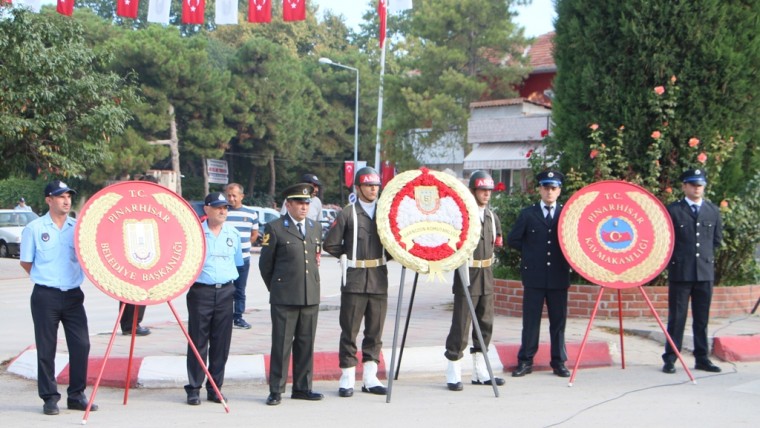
720, 200, 729, 208
654, 86, 665, 95
651, 130, 661, 139
665, 187, 673, 194
697, 152, 707, 163
688, 137, 700, 147
590, 123, 599, 131
590, 149, 599, 159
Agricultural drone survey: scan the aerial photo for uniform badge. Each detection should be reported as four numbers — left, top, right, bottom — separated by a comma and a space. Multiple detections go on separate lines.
41, 232, 50, 242
227, 238, 233, 247
262, 233, 270, 246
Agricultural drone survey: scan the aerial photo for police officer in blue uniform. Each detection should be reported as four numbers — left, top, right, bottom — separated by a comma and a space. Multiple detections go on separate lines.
260, 183, 323, 406
185, 192, 243, 405
20, 180, 97, 415
662, 169, 723, 374
507, 170, 572, 378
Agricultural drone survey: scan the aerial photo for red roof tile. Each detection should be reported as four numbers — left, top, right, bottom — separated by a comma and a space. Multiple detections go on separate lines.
526, 32, 555, 71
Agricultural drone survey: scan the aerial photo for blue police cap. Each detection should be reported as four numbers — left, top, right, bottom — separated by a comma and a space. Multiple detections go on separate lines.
536, 170, 564, 187
679, 169, 707, 186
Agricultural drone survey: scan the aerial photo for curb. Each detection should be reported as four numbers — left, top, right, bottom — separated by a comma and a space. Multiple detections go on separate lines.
713, 336, 760, 362
7, 342, 613, 389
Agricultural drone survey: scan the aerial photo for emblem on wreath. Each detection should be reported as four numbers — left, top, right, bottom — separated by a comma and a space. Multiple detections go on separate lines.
377, 168, 481, 279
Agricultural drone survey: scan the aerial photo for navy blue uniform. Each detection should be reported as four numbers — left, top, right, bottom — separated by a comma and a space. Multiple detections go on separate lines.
507, 203, 571, 367
663, 199, 722, 364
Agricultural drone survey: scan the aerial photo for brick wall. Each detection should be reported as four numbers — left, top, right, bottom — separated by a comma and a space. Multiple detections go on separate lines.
494, 279, 760, 319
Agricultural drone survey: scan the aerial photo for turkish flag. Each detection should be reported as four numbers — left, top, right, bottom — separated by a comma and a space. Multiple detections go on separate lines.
117, 0, 140, 19
381, 161, 395, 189
378, 0, 387, 48
344, 161, 355, 189
249, 0, 271, 23
182, 0, 205, 24
57, 0, 73, 16
282, 0, 305, 22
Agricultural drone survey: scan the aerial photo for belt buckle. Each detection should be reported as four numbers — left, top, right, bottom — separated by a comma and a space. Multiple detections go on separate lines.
215, 283, 223, 289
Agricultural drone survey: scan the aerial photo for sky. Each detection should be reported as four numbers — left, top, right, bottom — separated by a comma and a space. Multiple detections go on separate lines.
312, 0, 557, 38
27, 1, 556, 37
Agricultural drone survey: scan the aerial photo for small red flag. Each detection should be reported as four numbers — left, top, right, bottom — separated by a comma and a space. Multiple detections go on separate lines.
378, 0, 387, 48
117, 0, 140, 19
249, 0, 272, 23
57, 0, 73, 16
283, 0, 305, 22
344, 161, 355, 188
182, 0, 206, 24
381, 160, 395, 189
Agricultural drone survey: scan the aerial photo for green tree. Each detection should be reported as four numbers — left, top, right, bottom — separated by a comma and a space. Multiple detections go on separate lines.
393, 0, 529, 148
0, 8, 135, 179
105, 26, 234, 196
551, 0, 760, 196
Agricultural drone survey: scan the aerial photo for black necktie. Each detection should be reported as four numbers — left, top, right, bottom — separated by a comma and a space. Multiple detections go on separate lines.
297, 222, 304, 238
691, 204, 699, 217
544, 205, 553, 222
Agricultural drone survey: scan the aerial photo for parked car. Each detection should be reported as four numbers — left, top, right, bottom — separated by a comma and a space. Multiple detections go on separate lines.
189, 200, 205, 218
247, 206, 281, 246
0, 209, 39, 258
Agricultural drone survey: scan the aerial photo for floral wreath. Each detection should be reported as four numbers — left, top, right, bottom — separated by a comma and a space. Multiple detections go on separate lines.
377, 168, 481, 279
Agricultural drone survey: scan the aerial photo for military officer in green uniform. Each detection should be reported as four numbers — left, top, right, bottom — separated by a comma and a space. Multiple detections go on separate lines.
323, 167, 389, 398
444, 171, 505, 391
260, 183, 323, 406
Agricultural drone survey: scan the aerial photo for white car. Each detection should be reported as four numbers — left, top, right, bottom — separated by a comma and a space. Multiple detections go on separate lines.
0, 209, 39, 258
245, 206, 281, 246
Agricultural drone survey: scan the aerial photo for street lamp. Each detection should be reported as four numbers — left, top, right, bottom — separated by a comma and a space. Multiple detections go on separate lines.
319, 57, 359, 171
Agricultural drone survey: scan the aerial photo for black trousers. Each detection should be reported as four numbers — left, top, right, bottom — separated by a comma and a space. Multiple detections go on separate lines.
338, 293, 387, 368
119, 303, 146, 332
663, 281, 713, 363
517, 287, 568, 366
445, 293, 494, 361
269, 304, 319, 393
185, 283, 234, 393
31, 285, 90, 401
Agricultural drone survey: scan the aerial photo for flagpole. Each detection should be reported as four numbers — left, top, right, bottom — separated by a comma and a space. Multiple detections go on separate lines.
374, 0, 388, 172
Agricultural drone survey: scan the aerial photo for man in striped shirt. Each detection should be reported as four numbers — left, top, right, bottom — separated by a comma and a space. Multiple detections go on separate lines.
225, 183, 259, 329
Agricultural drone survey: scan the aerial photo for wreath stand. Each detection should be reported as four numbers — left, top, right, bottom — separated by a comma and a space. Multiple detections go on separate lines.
82, 301, 229, 424
385, 264, 499, 402
568, 285, 695, 386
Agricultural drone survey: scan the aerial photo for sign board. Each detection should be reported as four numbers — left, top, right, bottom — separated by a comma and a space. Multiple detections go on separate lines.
207, 159, 229, 184
558, 180, 674, 289
75, 181, 205, 305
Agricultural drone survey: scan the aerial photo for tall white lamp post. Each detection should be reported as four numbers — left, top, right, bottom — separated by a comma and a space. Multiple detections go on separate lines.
318, 57, 359, 170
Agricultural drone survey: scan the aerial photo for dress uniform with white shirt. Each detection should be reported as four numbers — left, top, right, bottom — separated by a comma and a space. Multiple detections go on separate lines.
260, 183, 323, 405
662, 169, 723, 374
507, 170, 572, 378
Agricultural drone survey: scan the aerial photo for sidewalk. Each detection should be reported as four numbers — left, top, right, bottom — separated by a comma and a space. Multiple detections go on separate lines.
3, 256, 759, 389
